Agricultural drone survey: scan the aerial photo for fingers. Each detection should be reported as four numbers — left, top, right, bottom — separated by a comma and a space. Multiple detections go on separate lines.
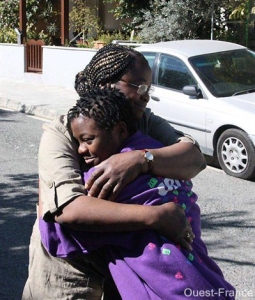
156, 203, 195, 252
85, 169, 107, 197
85, 161, 125, 200
97, 181, 116, 200
179, 238, 193, 251
176, 208, 195, 250
185, 230, 195, 241
86, 173, 120, 200
85, 152, 140, 200
183, 217, 195, 242
85, 169, 104, 190
88, 178, 111, 198
176, 228, 195, 251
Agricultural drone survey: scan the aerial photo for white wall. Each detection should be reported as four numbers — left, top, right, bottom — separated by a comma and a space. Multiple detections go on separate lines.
0, 44, 97, 90
0, 43, 25, 79
42, 46, 96, 89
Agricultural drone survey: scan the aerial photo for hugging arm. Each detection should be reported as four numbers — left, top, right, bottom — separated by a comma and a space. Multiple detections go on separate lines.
55, 195, 194, 251
141, 109, 207, 179
85, 112, 206, 200
85, 141, 205, 200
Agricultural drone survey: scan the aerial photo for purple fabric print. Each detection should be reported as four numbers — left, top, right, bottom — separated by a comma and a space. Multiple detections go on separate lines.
39, 131, 235, 299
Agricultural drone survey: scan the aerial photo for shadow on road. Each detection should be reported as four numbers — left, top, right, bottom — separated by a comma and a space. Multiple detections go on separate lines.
0, 172, 38, 300
0, 109, 20, 119
201, 209, 255, 267
201, 210, 254, 230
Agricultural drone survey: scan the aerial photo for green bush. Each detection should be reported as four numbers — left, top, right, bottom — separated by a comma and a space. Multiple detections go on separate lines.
72, 30, 128, 48
0, 28, 17, 43
97, 30, 128, 44
76, 38, 95, 48
0, 0, 59, 45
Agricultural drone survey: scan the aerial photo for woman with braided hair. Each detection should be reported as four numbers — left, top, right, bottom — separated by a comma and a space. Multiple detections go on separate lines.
73, 44, 206, 200
22, 44, 206, 300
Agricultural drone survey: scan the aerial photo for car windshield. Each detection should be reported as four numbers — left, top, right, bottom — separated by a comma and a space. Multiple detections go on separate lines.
189, 49, 255, 97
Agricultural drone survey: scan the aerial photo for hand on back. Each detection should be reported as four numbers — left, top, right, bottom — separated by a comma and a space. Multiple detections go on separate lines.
85, 151, 144, 201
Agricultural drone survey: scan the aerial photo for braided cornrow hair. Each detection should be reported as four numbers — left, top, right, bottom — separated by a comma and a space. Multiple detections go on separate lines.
68, 87, 137, 136
75, 44, 147, 97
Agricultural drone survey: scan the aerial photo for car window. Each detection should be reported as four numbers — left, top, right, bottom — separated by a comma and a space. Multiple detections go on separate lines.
157, 54, 196, 91
189, 49, 255, 97
140, 52, 157, 69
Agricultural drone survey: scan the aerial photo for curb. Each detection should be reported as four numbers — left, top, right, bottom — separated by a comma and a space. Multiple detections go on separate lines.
0, 97, 59, 120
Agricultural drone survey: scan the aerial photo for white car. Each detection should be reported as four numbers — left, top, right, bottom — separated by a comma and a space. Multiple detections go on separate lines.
136, 40, 255, 180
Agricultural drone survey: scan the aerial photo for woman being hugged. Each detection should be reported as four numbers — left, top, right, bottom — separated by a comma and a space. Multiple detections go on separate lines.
22, 44, 206, 300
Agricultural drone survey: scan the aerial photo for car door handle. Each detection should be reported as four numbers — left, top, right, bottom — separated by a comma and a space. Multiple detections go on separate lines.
151, 96, 160, 101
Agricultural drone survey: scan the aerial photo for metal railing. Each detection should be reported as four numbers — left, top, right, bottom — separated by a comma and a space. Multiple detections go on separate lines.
112, 40, 148, 47
26, 39, 44, 73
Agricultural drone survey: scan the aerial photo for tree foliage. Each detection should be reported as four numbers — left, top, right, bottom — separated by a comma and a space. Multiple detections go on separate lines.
227, 0, 255, 46
103, 0, 150, 19
0, 0, 60, 44
133, 0, 221, 42
1, 0, 254, 46
69, 0, 100, 39
0, 0, 19, 42
104, 0, 252, 44
229, 1, 249, 21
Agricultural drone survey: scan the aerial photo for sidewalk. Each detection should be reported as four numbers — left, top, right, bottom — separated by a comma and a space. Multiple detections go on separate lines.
0, 77, 78, 120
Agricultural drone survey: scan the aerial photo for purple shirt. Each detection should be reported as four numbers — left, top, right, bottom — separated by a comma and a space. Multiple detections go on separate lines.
39, 131, 235, 299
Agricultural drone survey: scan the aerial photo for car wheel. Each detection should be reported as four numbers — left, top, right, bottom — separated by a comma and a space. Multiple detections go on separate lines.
217, 129, 255, 180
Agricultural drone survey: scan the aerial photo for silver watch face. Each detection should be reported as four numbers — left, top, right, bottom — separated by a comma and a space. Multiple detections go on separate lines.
145, 151, 154, 161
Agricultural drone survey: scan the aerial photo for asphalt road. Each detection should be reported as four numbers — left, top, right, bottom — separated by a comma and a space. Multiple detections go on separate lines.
193, 167, 255, 299
0, 109, 43, 300
0, 109, 254, 300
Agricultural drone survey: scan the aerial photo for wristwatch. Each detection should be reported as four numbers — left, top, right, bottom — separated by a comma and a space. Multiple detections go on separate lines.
141, 149, 154, 171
